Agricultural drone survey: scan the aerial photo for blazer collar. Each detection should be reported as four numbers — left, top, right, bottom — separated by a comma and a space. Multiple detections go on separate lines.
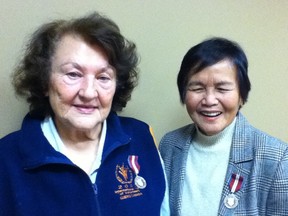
172, 112, 254, 163
230, 112, 254, 163
218, 112, 254, 214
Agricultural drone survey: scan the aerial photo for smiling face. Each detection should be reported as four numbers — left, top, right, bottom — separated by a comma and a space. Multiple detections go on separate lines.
185, 60, 242, 136
48, 34, 116, 137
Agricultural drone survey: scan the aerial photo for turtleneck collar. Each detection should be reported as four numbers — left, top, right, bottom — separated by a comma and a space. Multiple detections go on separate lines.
194, 117, 237, 148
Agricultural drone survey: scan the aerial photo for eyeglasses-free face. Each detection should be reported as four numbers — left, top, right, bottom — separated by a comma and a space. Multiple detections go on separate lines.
185, 60, 242, 136
48, 34, 116, 139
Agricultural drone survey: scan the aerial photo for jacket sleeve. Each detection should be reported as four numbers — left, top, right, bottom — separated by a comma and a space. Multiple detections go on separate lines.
266, 146, 288, 215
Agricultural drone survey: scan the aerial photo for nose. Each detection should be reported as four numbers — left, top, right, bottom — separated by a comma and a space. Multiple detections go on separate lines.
78, 77, 97, 99
202, 90, 218, 106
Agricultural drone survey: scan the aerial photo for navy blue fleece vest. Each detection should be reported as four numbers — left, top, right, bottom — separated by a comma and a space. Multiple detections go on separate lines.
0, 113, 165, 216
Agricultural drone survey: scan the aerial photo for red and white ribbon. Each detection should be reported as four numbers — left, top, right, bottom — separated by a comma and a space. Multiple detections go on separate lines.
229, 173, 243, 193
128, 155, 140, 175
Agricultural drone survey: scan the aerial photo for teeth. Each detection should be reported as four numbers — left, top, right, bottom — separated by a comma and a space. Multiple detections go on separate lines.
201, 112, 221, 117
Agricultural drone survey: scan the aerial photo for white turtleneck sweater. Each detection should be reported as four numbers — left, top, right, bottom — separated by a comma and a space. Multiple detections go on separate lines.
181, 119, 236, 216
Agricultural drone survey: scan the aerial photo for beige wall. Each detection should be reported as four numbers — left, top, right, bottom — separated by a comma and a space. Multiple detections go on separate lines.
1, 0, 287, 143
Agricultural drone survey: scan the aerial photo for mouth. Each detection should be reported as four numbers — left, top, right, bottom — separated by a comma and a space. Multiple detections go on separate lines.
200, 111, 222, 117
74, 104, 97, 113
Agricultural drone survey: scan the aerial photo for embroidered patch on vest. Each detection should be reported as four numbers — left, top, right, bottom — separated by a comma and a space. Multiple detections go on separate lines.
114, 164, 143, 200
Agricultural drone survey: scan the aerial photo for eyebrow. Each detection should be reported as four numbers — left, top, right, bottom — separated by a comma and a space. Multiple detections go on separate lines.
188, 80, 235, 86
187, 81, 203, 86
59, 62, 115, 72
215, 81, 235, 86
58, 62, 81, 70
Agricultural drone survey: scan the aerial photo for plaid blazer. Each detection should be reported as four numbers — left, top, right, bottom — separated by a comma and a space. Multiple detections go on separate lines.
159, 112, 288, 216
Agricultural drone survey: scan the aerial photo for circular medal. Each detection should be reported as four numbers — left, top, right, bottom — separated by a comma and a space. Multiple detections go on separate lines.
134, 175, 147, 189
224, 193, 238, 209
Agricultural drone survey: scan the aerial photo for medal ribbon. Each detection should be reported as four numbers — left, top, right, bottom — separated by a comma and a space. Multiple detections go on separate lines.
128, 155, 140, 175
229, 173, 243, 193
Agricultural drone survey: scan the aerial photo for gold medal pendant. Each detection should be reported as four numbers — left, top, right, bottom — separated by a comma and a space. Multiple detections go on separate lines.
134, 175, 147, 189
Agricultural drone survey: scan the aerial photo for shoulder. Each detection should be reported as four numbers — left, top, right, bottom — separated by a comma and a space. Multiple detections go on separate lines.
236, 113, 288, 159
252, 126, 288, 157
0, 130, 21, 151
118, 115, 149, 128
249, 127, 288, 188
160, 124, 195, 144
106, 112, 154, 145
241, 113, 286, 147
159, 124, 195, 158
0, 130, 25, 176
0, 114, 44, 157
107, 112, 149, 132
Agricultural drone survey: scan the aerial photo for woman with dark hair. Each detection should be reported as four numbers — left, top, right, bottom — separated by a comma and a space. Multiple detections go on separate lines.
159, 37, 288, 215
0, 12, 169, 216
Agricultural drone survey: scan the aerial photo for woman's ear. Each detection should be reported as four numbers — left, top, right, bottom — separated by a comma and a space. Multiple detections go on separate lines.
44, 91, 49, 97
238, 98, 244, 109
240, 98, 243, 106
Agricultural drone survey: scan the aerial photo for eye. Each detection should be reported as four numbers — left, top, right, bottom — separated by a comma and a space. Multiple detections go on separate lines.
66, 72, 82, 80
98, 74, 111, 82
97, 67, 115, 83
217, 88, 231, 92
188, 86, 205, 92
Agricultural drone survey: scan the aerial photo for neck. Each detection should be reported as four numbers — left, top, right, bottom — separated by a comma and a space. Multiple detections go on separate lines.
54, 120, 103, 174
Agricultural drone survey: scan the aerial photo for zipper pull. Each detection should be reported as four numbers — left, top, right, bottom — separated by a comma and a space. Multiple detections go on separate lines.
92, 183, 98, 194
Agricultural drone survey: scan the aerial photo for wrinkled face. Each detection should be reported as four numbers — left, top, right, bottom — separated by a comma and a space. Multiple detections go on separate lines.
48, 35, 116, 133
185, 60, 242, 136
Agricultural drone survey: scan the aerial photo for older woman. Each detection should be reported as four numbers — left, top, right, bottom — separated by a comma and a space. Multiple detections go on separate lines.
159, 37, 288, 215
0, 12, 168, 216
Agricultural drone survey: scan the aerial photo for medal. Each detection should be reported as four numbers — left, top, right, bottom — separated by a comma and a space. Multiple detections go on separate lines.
134, 175, 147, 189
128, 155, 147, 189
224, 193, 238, 208
224, 173, 243, 209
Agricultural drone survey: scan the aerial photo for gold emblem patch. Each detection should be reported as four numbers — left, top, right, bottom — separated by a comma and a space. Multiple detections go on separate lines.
114, 163, 143, 200
115, 164, 133, 184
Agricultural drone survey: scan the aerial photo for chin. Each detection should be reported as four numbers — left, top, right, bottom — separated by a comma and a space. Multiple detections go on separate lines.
71, 120, 100, 130
200, 126, 223, 136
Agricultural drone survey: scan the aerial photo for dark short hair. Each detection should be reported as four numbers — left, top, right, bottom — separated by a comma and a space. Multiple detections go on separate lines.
177, 37, 251, 105
12, 12, 139, 117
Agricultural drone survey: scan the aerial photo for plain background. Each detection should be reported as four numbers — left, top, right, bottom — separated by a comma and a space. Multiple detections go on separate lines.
0, 0, 287, 143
